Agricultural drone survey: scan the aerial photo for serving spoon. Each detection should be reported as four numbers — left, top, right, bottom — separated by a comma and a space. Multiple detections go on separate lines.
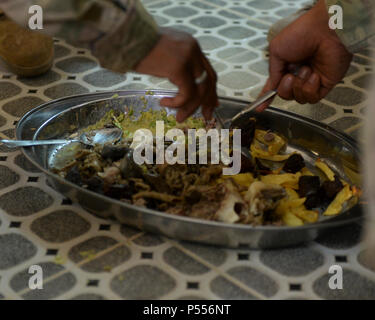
0, 128, 123, 148
214, 89, 277, 160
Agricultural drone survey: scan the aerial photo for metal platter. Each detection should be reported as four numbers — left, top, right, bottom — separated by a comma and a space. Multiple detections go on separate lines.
16, 90, 363, 249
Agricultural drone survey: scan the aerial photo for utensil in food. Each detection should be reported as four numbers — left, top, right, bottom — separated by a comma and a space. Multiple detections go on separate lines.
214, 90, 277, 160
231, 90, 277, 128
0, 127, 123, 148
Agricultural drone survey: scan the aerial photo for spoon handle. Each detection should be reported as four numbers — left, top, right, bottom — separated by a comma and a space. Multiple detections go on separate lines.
231, 90, 277, 125
0, 139, 76, 148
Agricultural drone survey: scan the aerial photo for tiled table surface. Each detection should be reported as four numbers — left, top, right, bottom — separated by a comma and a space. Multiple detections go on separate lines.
0, 0, 374, 300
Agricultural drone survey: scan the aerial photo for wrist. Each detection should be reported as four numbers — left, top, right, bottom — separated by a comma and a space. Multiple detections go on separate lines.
312, 0, 346, 45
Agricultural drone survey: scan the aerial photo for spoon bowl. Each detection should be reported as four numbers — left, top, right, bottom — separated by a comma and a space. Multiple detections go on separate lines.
0, 127, 123, 148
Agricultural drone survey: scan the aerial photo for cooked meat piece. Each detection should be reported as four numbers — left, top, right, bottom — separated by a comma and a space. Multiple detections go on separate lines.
129, 178, 151, 192
304, 193, 321, 209
104, 183, 134, 199
183, 180, 247, 223
215, 180, 248, 223
322, 175, 344, 199
184, 189, 202, 204
65, 165, 82, 185
283, 154, 305, 173
298, 175, 320, 197
98, 166, 121, 184
304, 187, 328, 209
161, 164, 188, 191
132, 191, 181, 203
263, 131, 275, 143
244, 181, 286, 216
142, 171, 169, 193
101, 145, 129, 161
85, 176, 103, 193
240, 153, 255, 173
119, 151, 143, 179
197, 165, 222, 185
81, 152, 103, 177
133, 197, 147, 207
238, 118, 256, 148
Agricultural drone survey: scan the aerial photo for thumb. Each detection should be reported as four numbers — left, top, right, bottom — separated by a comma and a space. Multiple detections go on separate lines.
256, 53, 286, 112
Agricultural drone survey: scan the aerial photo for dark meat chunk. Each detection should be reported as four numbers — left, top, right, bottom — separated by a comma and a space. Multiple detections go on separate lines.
239, 118, 256, 148
322, 175, 343, 199
185, 189, 202, 204
104, 183, 134, 199
119, 151, 143, 179
298, 175, 320, 197
65, 165, 82, 186
101, 145, 129, 161
240, 154, 255, 173
85, 176, 103, 193
283, 154, 305, 173
304, 193, 323, 209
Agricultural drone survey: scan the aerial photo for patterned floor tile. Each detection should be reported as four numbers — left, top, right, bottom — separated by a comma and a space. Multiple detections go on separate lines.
0, 187, 53, 217
30, 210, 91, 242
0, 233, 37, 270
110, 265, 176, 299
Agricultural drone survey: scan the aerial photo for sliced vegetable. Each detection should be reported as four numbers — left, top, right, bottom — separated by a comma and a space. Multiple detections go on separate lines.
315, 159, 335, 181
261, 172, 301, 189
323, 184, 353, 216
282, 212, 304, 226
222, 173, 254, 188
254, 129, 286, 155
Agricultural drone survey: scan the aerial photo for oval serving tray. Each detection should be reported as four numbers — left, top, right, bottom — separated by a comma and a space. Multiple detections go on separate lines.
16, 90, 363, 248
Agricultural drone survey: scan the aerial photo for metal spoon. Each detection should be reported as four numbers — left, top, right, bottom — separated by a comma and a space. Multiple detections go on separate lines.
214, 90, 277, 160
0, 128, 123, 148
214, 89, 277, 129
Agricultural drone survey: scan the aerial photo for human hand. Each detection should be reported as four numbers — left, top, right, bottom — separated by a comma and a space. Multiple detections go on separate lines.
134, 27, 218, 122
257, 0, 353, 111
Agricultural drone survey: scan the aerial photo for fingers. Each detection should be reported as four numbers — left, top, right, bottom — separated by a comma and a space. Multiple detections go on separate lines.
199, 54, 219, 121
302, 73, 321, 104
161, 47, 218, 123
257, 66, 325, 111
256, 78, 276, 112
292, 67, 312, 104
256, 48, 287, 111
278, 74, 295, 100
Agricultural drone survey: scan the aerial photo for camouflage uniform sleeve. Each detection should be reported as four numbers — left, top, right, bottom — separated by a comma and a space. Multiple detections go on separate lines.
0, 0, 160, 72
325, 0, 375, 52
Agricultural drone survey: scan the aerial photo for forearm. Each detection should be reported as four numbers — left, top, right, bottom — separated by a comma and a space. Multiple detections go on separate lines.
325, 0, 375, 52
0, 0, 160, 72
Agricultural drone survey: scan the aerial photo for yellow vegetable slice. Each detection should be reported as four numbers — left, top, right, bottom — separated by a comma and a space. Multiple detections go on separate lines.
282, 212, 304, 226
323, 184, 353, 216
250, 140, 293, 161
261, 172, 301, 189
301, 167, 314, 176
315, 159, 335, 181
222, 173, 254, 188
250, 140, 271, 157
294, 209, 319, 223
275, 197, 305, 214
254, 129, 286, 155
285, 188, 299, 199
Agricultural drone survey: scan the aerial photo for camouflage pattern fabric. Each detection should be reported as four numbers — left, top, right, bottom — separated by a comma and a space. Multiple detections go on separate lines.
326, 0, 375, 52
0, 0, 160, 72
